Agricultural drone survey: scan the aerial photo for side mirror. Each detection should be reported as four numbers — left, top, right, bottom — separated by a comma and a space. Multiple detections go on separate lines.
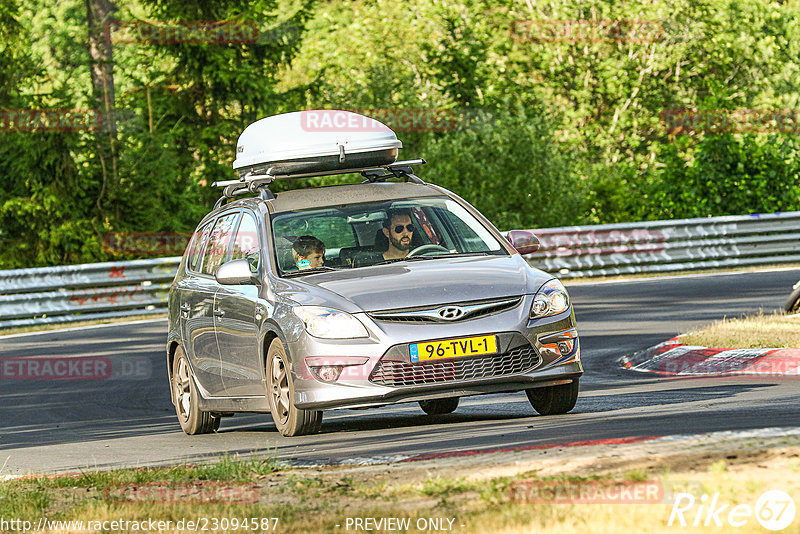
215, 258, 260, 285
506, 230, 540, 255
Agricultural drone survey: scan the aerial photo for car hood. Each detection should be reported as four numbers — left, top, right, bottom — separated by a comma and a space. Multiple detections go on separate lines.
282, 254, 550, 313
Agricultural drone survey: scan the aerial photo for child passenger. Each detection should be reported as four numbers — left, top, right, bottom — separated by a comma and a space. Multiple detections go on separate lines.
292, 235, 325, 270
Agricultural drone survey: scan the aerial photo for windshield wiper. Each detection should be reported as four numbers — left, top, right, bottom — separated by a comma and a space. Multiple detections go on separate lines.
373, 251, 499, 267
283, 266, 341, 277
447, 251, 495, 257
373, 258, 407, 266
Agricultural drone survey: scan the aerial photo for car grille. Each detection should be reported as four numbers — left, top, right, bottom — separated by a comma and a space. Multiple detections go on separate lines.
369, 297, 522, 324
369, 344, 541, 387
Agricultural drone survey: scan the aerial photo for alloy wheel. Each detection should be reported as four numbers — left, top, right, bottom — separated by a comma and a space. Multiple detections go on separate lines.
271, 355, 290, 425
175, 357, 192, 421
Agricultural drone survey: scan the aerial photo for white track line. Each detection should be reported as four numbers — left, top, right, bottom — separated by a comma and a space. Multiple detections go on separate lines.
0, 317, 167, 340
565, 265, 800, 286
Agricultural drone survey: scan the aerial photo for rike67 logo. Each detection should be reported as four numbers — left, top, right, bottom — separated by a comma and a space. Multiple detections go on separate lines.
668, 490, 795, 531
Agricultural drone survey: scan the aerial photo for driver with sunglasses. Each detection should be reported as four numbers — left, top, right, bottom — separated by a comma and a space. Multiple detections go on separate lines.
351, 209, 419, 267
381, 209, 416, 260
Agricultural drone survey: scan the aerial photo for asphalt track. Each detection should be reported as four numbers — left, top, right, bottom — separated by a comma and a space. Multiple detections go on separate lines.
2, 268, 800, 475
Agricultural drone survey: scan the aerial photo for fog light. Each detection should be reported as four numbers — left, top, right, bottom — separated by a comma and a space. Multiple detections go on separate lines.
312, 365, 343, 382
538, 328, 579, 362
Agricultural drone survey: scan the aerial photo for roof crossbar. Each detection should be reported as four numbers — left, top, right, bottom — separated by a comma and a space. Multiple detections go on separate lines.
211, 159, 427, 208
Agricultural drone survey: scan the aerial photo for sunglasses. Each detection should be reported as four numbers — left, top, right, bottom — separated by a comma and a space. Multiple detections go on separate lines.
393, 224, 415, 233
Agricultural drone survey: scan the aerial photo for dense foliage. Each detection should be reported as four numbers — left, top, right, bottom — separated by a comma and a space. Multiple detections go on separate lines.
0, 0, 799, 267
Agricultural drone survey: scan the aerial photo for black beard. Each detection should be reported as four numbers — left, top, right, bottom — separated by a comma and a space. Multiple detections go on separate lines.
390, 234, 412, 251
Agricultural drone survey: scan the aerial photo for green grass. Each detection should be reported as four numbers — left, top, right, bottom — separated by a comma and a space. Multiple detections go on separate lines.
623, 469, 649, 482
2, 451, 798, 534
8, 455, 281, 491
680, 311, 800, 349
420, 476, 480, 496
0, 484, 50, 517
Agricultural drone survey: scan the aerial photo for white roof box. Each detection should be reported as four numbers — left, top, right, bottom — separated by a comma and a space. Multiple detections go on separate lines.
233, 110, 402, 178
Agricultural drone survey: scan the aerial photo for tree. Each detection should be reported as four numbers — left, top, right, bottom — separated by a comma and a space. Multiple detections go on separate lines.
85, 0, 119, 215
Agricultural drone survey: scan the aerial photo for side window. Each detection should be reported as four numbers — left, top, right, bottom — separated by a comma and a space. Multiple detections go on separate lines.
436, 200, 503, 253
200, 212, 240, 276
187, 222, 213, 272
231, 213, 261, 272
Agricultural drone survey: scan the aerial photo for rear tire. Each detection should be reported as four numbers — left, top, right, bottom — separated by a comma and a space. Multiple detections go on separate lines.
266, 338, 323, 436
526, 380, 579, 416
785, 286, 800, 313
419, 397, 460, 415
172, 346, 221, 435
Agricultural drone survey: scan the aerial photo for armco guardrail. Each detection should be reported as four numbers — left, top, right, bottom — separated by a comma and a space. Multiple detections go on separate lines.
0, 257, 180, 328
2, 211, 800, 328
527, 211, 800, 278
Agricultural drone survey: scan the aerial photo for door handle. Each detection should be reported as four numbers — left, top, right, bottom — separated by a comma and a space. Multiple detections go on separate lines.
213, 308, 225, 317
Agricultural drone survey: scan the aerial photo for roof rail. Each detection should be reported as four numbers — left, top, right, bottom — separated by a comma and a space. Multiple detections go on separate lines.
211, 159, 427, 208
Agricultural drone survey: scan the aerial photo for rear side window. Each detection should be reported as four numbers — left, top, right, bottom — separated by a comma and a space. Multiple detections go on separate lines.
230, 212, 261, 272
200, 212, 240, 276
187, 222, 213, 272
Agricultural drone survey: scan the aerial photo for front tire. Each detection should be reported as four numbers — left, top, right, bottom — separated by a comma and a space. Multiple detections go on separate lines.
526, 380, 579, 415
172, 346, 220, 435
785, 285, 800, 313
419, 397, 460, 415
266, 338, 323, 436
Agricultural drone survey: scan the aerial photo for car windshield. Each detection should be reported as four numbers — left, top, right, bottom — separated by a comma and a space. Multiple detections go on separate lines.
271, 197, 508, 276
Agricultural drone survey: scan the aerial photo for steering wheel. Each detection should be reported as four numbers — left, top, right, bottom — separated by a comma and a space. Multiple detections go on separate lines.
407, 244, 450, 258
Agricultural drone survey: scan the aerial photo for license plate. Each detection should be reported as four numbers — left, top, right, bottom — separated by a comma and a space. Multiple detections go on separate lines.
410, 335, 498, 362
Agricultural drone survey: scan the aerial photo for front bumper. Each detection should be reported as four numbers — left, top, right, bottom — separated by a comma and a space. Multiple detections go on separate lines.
287, 295, 583, 410
295, 362, 583, 410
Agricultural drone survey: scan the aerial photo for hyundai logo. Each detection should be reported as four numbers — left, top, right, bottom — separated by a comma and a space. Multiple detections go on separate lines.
437, 306, 465, 321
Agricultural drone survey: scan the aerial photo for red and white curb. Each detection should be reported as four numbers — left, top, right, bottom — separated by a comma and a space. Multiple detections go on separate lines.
621, 337, 800, 377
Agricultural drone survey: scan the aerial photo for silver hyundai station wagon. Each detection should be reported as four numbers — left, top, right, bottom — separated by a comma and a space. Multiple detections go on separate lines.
167, 179, 583, 436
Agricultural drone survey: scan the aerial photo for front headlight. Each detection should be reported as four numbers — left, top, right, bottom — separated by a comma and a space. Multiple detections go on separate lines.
293, 306, 369, 339
530, 279, 570, 319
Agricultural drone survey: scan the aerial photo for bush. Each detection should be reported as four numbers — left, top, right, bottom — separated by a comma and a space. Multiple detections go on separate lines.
419, 105, 587, 230
643, 134, 800, 219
